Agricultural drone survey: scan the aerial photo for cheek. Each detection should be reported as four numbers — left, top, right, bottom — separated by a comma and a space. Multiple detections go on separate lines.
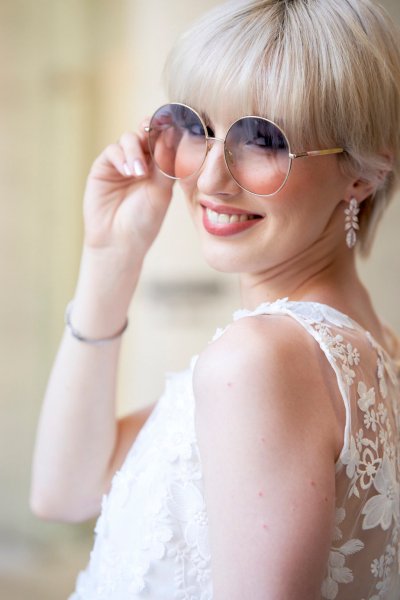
264, 177, 332, 239
175, 155, 201, 179
229, 149, 290, 195
277, 159, 346, 215
175, 140, 206, 179
289, 156, 349, 198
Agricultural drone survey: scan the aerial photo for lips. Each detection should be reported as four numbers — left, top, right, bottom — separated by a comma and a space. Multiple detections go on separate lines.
200, 201, 264, 236
199, 199, 265, 218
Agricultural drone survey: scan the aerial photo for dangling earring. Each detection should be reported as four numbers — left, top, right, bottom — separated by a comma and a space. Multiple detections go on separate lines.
345, 198, 360, 248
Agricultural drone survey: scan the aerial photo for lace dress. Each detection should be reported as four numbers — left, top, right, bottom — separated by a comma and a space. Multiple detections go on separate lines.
69, 299, 400, 600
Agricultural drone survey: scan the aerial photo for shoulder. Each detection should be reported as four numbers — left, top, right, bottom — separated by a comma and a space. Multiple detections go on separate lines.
197, 311, 312, 368
192, 314, 340, 597
193, 312, 342, 460
194, 312, 331, 407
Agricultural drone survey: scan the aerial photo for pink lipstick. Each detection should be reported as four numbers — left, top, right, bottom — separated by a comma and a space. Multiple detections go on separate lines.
201, 202, 264, 237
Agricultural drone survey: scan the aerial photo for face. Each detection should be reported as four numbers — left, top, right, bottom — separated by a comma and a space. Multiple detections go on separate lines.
177, 111, 355, 275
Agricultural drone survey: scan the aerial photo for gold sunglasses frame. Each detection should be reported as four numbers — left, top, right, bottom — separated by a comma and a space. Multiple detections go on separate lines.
145, 102, 344, 197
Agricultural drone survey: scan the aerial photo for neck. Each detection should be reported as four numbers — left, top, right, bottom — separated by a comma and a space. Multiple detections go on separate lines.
239, 240, 362, 311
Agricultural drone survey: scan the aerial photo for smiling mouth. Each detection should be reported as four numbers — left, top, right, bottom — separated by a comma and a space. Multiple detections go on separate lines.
205, 207, 263, 224
200, 204, 265, 237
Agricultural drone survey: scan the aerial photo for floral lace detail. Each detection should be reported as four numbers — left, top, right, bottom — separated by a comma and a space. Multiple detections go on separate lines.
69, 299, 400, 600
341, 378, 397, 505
368, 527, 399, 599
70, 366, 212, 600
296, 318, 399, 599
321, 507, 364, 600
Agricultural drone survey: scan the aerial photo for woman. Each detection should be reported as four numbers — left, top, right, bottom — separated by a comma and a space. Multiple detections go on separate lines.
31, 0, 400, 598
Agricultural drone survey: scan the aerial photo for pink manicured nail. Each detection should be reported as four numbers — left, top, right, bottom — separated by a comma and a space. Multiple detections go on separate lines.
123, 162, 133, 177
133, 159, 146, 177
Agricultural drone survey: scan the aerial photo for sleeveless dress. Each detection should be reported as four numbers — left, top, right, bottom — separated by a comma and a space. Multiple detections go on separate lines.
69, 298, 400, 600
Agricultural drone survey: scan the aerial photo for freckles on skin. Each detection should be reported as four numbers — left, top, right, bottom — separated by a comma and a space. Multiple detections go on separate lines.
310, 480, 330, 503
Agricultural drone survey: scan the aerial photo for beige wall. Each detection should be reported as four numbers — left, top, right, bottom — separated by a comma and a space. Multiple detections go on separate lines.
1, 1, 399, 598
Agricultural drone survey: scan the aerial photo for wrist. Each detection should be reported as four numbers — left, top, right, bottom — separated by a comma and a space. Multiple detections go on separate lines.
65, 300, 129, 345
70, 246, 143, 338
80, 244, 145, 277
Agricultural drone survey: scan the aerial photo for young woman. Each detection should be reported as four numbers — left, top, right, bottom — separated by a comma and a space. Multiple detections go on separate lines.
31, 0, 400, 598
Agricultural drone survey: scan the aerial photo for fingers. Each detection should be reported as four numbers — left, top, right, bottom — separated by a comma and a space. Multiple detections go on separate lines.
92, 129, 150, 180
95, 143, 129, 178
118, 131, 150, 179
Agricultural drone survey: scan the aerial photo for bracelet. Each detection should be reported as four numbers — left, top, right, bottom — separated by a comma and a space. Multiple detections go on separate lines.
64, 300, 129, 345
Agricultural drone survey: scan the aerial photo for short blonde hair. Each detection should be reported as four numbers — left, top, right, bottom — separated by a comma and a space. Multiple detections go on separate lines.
164, 0, 400, 257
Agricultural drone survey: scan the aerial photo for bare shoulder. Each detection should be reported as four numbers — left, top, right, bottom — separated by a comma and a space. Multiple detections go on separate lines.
193, 315, 345, 459
195, 312, 319, 369
193, 313, 340, 436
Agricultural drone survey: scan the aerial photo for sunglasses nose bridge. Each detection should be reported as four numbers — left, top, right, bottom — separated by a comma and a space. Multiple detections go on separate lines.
204, 135, 235, 170
206, 135, 235, 168
204, 135, 227, 164
205, 135, 225, 151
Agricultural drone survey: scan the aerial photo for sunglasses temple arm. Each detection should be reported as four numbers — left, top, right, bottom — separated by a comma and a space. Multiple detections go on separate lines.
289, 148, 344, 159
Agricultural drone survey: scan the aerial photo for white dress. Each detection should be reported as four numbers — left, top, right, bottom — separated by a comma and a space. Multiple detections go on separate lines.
69, 299, 400, 600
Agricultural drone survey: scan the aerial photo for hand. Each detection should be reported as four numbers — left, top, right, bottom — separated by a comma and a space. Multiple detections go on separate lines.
82, 119, 175, 262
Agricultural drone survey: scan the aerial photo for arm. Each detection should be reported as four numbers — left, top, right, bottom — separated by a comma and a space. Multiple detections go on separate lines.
30, 126, 174, 523
193, 314, 342, 600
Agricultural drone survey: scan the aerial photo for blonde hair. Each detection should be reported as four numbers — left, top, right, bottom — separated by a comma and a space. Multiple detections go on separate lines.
164, 0, 400, 257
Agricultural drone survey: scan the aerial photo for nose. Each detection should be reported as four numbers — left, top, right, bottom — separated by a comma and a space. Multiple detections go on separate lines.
196, 137, 240, 196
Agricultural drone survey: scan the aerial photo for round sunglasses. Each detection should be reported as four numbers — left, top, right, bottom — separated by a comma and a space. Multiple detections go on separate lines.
145, 102, 344, 196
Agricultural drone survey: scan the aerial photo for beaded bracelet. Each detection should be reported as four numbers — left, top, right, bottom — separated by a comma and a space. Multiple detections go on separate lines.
64, 300, 129, 345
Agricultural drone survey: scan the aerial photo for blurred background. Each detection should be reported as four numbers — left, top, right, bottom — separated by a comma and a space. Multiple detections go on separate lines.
1, 0, 399, 598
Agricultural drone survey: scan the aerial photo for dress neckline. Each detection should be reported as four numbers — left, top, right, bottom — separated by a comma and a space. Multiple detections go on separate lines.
234, 297, 398, 365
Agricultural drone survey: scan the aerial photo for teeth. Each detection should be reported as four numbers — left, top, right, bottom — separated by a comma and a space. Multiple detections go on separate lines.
206, 208, 257, 224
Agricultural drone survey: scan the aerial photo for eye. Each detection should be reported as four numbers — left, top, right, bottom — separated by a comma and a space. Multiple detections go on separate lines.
250, 136, 268, 147
246, 131, 287, 151
183, 122, 206, 137
245, 134, 273, 150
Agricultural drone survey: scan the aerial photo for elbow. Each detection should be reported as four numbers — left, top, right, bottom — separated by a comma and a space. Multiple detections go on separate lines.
29, 487, 100, 523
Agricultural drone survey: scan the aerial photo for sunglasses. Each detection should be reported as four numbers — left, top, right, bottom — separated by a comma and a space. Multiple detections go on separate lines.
145, 102, 345, 197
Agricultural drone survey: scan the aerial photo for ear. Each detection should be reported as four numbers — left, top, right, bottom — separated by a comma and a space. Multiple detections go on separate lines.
344, 178, 375, 204
344, 151, 393, 204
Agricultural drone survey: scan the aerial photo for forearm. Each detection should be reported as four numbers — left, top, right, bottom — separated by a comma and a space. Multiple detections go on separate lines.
30, 249, 143, 522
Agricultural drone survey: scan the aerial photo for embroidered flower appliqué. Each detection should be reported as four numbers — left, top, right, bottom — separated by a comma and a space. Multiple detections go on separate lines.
321, 508, 364, 600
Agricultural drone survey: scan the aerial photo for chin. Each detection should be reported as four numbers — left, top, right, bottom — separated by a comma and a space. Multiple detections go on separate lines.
200, 242, 259, 275
200, 245, 237, 273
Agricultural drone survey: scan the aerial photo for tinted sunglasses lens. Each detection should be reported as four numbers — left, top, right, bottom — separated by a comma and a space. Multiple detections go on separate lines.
148, 104, 207, 179
225, 117, 290, 195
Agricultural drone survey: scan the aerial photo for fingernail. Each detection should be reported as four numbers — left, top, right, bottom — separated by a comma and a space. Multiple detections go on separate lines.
123, 162, 133, 177
133, 159, 146, 177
